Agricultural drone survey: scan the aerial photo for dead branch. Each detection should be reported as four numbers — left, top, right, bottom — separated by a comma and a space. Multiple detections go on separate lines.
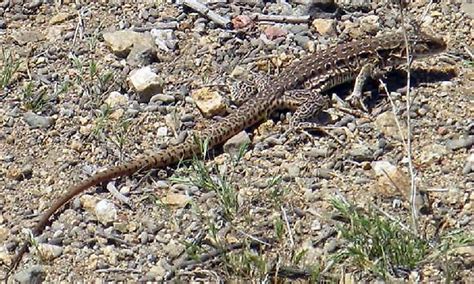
183, 0, 232, 29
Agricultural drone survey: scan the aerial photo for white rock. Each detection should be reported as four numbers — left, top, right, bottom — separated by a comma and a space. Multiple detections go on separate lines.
440, 81, 454, 91
95, 199, 117, 225
150, 29, 177, 51
371, 160, 397, 176
46, 26, 64, 41
419, 144, 448, 165
360, 15, 380, 34
105, 91, 128, 108
156, 126, 168, 137
468, 153, 474, 163
128, 66, 163, 103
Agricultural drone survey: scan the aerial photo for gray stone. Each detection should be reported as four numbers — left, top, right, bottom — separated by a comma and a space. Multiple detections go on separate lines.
223, 131, 250, 156
150, 94, 175, 104
11, 30, 45, 45
294, 34, 312, 50
150, 29, 178, 51
348, 144, 373, 162
26, 0, 42, 9
360, 15, 380, 34
263, 136, 284, 146
163, 239, 185, 258
127, 40, 157, 67
419, 144, 449, 165
13, 265, 45, 284
374, 111, 405, 141
461, 2, 474, 18
463, 153, 474, 175
312, 168, 332, 179
324, 239, 338, 253
286, 163, 301, 178
446, 135, 474, 150
306, 148, 329, 158
23, 112, 54, 129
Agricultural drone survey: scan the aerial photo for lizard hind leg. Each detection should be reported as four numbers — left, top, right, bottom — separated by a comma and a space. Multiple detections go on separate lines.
277, 89, 341, 144
281, 89, 331, 130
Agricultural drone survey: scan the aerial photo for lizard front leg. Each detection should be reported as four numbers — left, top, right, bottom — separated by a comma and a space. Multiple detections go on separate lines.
345, 62, 390, 112
345, 63, 375, 112
279, 89, 349, 145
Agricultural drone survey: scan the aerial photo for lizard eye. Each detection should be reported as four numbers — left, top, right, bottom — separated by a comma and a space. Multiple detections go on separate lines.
336, 59, 345, 66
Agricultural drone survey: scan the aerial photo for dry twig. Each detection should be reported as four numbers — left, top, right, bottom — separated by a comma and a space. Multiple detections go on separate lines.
397, 2, 419, 234
253, 14, 310, 24
183, 0, 232, 29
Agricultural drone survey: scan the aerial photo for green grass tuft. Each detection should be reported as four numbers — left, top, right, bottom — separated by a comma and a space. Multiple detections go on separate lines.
331, 198, 428, 279
1, 48, 20, 89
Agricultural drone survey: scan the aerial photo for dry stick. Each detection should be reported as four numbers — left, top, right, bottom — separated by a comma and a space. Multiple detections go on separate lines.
106, 182, 132, 206
132, 22, 178, 32
379, 82, 416, 225
464, 44, 474, 60
72, 8, 85, 46
182, 0, 231, 29
280, 205, 294, 247
95, 268, 142, 273
372, 205, 411, 232
253, 14, 311, 24
398, 3, 418, 235
236, 229, 272, 246
379, 80, 407, 145
420, 0, 434, 22
230, 0, 262, 6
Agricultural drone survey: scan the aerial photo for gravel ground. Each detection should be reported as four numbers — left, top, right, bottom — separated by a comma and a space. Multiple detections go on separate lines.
0, 1, 473, 282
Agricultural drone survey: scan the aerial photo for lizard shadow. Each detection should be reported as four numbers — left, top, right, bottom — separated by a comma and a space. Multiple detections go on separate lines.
340, 67, 457, 110
265, 67, 456, 137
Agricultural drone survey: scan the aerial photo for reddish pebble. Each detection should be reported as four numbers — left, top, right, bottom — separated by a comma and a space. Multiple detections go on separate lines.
437, 126, 448, 135
232, 15, 253, 29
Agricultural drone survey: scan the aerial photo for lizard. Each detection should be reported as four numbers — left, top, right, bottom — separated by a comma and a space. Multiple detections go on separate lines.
9, 30, 447, 272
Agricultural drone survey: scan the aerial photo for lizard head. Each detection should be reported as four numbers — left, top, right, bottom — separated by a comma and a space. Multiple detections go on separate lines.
407, 31, 447, 59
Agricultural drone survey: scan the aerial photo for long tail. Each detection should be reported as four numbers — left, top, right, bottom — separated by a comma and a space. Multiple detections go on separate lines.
9, 139, 199, 272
